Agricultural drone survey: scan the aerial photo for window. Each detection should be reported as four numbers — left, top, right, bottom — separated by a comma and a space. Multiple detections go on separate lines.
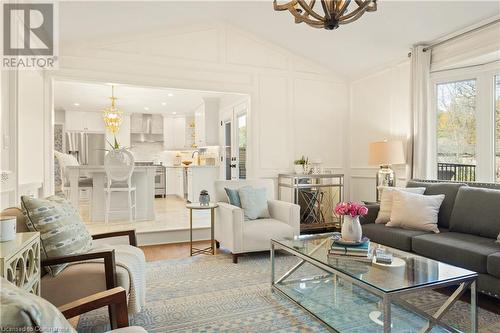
431, 62, 499, 183
237, 114, 247, 179
436, 80, 477, 181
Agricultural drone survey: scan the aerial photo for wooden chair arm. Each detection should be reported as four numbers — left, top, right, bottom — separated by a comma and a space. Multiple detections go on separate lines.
92, 229, 138, 247
59, 287, 129, 329
41, 250, 117, 289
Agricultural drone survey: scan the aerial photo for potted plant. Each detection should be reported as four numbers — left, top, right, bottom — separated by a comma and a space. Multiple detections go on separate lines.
334, 202, 368, 242
294, 156, 309, 174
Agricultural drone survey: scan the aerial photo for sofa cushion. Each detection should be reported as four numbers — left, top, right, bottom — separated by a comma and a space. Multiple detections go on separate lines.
406, 180, 466, 228
412, 232, 500, 273
361, 223, 430, 251
487, 252, 500, 278
242, 219, 294, 252
449, 187, 500, 239
21, 195, 93, 276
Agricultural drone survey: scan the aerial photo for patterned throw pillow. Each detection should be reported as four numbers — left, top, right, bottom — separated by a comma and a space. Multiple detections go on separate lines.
21, 195, 92, 276
0, 277, 76, 332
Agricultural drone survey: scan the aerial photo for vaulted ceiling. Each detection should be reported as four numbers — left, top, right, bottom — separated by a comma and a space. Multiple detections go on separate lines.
59, 1, 500, 79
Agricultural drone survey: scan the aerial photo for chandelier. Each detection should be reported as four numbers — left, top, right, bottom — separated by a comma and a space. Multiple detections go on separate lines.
273, 0, 377, 30
102, 85, 123, 134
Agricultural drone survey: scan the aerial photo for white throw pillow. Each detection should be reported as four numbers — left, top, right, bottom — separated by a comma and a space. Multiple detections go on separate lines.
387, 191, 444, 233
497, 233, 500, 244
375, 187, 426, 224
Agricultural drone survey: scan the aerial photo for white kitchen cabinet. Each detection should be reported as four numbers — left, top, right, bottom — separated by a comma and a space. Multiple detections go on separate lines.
151, 114, 163, 134
175, 168, 184, 198
66, 111, 105, 132
166, 168, 177, 195
194, 99, 219, 147
130, 114, 143, 133
194, 105, 206, 147
187, 167, 219, 203
163, 117, 186, 149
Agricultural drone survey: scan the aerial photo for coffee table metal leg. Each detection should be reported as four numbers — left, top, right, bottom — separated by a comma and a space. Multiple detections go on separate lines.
471, 280, 477, 333
271, 241, 275, 285
383, 295, 391, 333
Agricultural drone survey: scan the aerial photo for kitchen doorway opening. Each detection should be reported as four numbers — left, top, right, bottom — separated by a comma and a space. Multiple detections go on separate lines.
51, 78, 250, 245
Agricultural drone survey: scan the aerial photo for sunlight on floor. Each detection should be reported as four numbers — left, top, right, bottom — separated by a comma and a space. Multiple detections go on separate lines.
82, 195, 211, 235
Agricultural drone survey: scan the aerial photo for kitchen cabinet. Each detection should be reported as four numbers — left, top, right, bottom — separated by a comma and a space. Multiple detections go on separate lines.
151, 115, 163, 134
187, 167, 219, 203
130, 114, 143, 133
166, 167, 184, 198
163, 117, 186, 149
194, 99, 219, 147
66, 111, 105, 132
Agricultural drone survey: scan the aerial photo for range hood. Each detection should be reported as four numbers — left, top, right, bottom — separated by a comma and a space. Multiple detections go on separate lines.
131, 113, 163, 143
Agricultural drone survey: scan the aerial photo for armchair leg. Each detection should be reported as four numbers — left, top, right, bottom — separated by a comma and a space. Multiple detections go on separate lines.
232, 253, 238, 264
215, 240, 220, 249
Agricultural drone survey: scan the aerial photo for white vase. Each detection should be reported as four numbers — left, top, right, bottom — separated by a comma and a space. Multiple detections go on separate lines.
341, 215, 362, 242
294, 165, 304, 174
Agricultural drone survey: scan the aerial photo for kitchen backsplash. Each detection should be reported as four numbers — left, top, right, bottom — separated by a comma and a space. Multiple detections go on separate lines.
130, 142, 164, 161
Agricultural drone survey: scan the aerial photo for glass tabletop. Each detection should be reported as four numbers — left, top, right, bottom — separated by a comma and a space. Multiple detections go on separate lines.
273, 233, 477, 293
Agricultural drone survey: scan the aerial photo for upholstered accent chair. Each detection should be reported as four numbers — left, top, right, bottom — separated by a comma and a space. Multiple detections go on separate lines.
1, 277, 146, 332
214, 179, 300, 263
1, 207, 146, 314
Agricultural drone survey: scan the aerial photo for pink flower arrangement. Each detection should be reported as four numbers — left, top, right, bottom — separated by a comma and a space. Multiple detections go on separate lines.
334, 202, 368, 217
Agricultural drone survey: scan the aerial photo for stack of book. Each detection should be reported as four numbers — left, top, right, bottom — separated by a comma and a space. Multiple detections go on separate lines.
328, 241, 372, 263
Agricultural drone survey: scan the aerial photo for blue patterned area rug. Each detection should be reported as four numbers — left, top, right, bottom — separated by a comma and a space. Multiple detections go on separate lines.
77, 253, 500, 333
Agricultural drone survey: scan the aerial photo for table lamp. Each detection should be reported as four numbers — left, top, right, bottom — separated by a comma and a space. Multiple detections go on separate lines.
369, 140, 405, 201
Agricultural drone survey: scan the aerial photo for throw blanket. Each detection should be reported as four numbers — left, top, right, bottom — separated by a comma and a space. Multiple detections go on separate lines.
68, 244, 146, 314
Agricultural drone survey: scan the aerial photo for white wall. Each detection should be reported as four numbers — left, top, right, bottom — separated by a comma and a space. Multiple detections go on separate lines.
50, 22, 348, 183
349, 61, 411, 202
18, 71, 46, 197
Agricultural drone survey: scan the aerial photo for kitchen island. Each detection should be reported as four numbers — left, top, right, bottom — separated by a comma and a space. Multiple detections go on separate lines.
66, 165, 156, 222
165, 165, 219, 202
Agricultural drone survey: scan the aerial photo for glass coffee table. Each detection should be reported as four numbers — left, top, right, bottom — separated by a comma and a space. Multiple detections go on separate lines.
271, 233, 478, 333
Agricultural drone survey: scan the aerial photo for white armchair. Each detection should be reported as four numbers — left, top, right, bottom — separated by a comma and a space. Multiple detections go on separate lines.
214, 179, 300, 263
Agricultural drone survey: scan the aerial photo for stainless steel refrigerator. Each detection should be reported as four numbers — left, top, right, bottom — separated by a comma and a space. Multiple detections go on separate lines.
66, 132, 106, 165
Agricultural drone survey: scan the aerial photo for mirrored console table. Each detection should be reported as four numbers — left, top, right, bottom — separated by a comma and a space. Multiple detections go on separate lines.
278, 173, 344, 233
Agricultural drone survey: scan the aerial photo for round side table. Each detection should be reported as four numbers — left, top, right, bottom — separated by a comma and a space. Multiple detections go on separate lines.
186, 203, 218, 256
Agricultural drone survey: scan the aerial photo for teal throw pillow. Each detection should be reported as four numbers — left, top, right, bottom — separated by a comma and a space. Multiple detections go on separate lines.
238, 186, 270, 220
224, 187, 241, 207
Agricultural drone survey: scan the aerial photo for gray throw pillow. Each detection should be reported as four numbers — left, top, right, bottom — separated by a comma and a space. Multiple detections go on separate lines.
21, 195, 93, 276
449, 187, 500, 239
238, 186, 270, 220
0, 277, 76, 333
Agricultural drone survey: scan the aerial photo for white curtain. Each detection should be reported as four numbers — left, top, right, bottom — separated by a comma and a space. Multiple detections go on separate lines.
410, 45, 432, 179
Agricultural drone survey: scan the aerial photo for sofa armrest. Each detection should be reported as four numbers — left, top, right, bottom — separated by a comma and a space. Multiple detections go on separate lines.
92, 229, 137, 247
215, 202, 245, 253
59, 287, 128, 329
360, 203, 380, 225
41, 250, 117, 289
268, 200, 300, 236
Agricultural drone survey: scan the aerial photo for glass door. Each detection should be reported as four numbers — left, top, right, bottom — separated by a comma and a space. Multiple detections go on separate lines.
222, 101, 248, 180
224, 120, 232, 180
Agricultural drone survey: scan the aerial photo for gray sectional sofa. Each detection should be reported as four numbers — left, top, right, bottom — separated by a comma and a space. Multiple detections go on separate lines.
361, 179, 500, 299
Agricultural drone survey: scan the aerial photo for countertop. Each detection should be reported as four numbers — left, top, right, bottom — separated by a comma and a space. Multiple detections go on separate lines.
165, 165, 219, 168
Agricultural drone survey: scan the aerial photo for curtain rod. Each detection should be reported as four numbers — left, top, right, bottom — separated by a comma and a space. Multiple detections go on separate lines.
423, 18, 500, 52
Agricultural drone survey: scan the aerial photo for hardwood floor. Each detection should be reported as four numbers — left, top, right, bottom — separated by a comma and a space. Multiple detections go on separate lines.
140, 242, 500, 314
140, 241, 228, 262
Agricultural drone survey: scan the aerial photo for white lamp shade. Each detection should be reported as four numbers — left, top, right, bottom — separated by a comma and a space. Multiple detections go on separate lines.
369, 140, 405, 165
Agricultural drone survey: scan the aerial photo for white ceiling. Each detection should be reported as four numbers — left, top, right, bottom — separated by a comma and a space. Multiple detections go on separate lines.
54, 80, 240, 115
59, 1, 500, 79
